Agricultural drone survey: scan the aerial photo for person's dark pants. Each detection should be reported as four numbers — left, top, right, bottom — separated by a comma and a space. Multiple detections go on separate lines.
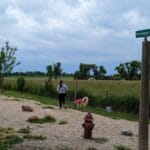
58, 93, 66, 109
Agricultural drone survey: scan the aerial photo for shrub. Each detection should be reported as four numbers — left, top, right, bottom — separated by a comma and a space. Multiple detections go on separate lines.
24, 81, 45, 96
97, 95, 139, 113
44, 80, 56, 97
17, 77, 26, 92
3, 79, 17, 91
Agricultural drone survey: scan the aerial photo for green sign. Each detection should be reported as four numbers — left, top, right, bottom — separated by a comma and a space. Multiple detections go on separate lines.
136, 29, 150, 38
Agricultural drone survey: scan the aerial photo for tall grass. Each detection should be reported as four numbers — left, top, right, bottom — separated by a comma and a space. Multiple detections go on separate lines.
2, 77, 143, 113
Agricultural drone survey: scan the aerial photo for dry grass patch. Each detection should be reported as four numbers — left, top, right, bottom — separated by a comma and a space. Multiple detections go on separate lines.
114, 145, 131, 150
56, 145, 73, 150
28, 115, 56, 124
92, 137, 108, 144
17, 127, 31, 134
42, 105, 54, 109
0, 130, 23, 150
58, 120, 68, 125
86, 147, 97, 150
23, 135, 46, 141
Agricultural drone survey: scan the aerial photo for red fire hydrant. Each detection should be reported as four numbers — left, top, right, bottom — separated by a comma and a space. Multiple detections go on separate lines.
82, 112, 94, 139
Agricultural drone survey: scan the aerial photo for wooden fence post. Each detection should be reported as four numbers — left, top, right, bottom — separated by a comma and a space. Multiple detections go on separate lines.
138, 38, 150, 150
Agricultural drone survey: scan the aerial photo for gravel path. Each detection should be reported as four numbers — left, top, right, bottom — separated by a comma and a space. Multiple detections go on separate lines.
0, 95, 149, 150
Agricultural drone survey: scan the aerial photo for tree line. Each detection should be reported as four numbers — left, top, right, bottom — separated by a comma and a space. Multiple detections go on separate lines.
7, 61, 141, 80
0, 41, 142, 86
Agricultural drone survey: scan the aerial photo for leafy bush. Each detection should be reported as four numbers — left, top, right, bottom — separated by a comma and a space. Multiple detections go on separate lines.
44, 80, 56, 97
97, 95, 139, 113
17, 77, 26, 92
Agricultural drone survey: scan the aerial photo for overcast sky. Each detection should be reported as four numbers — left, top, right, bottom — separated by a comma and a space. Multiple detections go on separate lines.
0, 0, 150, 74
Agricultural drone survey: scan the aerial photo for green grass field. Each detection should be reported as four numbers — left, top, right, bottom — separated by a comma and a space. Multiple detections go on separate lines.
4, 76, 141, 97
3, 76, 147, 114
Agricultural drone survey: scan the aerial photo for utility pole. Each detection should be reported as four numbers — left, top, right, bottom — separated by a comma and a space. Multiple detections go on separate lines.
136, 29, 150, 150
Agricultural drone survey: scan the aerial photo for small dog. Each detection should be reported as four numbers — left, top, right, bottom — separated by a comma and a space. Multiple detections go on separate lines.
74, 97, 89, 108
81, 97, 89, 107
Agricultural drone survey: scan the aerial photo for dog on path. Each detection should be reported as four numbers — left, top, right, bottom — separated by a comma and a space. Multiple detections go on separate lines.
74, 97, 89, 108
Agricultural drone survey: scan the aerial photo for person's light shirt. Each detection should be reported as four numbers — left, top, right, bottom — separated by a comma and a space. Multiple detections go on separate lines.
57, 84, 68, 94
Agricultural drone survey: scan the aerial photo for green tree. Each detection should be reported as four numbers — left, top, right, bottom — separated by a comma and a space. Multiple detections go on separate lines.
115, 60, 141, 80
93, 66, 99, 79
0, 41, 20, 89
46, 65, 53, 81
79, 63, 96, 79
99, 65, 107, 79
115, 63, 126, 79
74, 71, 80, 79
53, 62, 62, 79
45, 65, 55, 97
129, 60, 141, 80
79, 63, 88, 79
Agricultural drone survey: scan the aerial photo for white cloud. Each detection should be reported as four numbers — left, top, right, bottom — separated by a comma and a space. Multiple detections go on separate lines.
122, 9, 149, 28
6, 6, 39, 31
0, 0, 150, 74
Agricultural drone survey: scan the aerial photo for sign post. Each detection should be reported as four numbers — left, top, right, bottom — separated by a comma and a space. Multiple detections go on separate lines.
136, 29, 150, 150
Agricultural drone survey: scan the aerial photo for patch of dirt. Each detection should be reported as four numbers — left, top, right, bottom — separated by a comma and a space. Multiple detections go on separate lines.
0, 95, 145, 150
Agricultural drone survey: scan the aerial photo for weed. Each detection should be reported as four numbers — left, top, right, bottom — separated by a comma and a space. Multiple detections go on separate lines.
0, 127, 14, 140
3, 135, 23, 145
28, 115, 56, 124
57, 145, 72, 150
92, 137, 108, 144
114, 145, 131, 150
0, 135, 23, 150
23, 135, 46, 141
86, 147, 97, 150
17, 77, 26, 92
17, 127, 31, 134
58, 120, 68, 125
42, 105, 54, 109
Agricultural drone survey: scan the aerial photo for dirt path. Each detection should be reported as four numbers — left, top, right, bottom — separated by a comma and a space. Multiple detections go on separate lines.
0, 95, 148, 150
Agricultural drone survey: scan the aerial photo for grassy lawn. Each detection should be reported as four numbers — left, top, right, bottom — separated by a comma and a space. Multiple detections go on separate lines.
1, 90, 139, 121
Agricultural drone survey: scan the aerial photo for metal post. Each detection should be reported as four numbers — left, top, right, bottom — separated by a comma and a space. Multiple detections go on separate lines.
138, 38, 150, 150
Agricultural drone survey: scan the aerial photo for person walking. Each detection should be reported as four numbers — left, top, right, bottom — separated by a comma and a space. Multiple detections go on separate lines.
56, 80, 68, 109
